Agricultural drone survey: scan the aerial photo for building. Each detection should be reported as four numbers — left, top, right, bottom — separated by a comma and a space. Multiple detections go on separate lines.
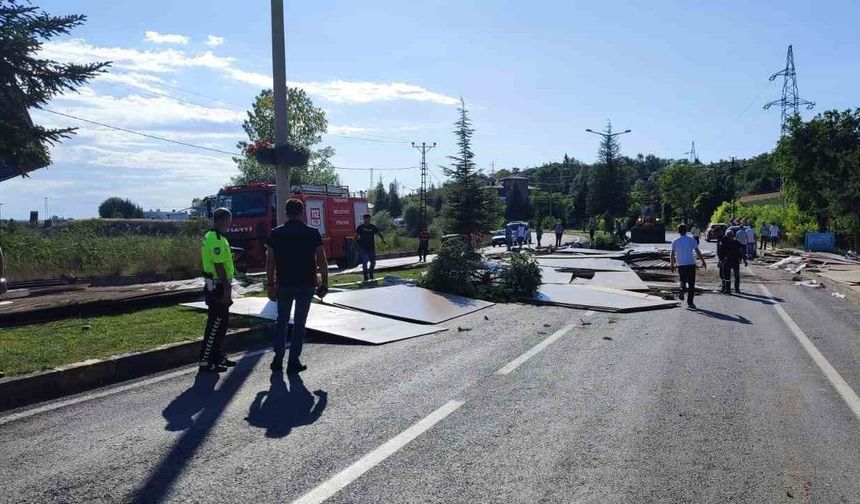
143, 209, 189, 221
486, 176, 531, 205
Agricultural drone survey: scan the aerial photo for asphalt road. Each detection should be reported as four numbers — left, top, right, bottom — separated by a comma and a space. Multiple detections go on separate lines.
2, 265, 860, 503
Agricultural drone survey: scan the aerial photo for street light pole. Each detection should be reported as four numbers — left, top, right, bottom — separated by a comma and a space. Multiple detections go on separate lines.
271, 0, 289, 225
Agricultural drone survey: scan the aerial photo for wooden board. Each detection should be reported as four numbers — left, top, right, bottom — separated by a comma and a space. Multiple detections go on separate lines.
540, 267, 573, 285
325, 284, 494, 324
573, 271, 650, 291
533, 284, 678, 312
552, 247, 626, 256
182, 298, 447, 345
817, 269, 860, 285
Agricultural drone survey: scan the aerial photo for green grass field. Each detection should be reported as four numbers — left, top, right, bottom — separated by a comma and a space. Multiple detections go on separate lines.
0, 306, 268, 377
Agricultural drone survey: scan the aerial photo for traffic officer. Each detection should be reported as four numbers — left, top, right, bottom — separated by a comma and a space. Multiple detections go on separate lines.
199, 207, 237, 372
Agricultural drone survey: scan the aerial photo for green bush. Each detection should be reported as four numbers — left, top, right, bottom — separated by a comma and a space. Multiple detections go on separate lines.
710, 200, 816, 244
590, 232, 623, 250
419, 239, 482, 297
499, 252, 542, 298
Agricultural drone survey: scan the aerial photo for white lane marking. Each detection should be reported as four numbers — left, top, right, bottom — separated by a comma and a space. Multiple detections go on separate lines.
291, 400, 464, 504
0, 348, 271, 426
760, 284, 860, 423
496, 323, 577, 375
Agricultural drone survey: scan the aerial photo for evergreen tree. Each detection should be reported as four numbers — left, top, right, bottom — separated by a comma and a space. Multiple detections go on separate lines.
0, 1, 109, 176
388, 180, 403, 217
98, 197, 144, 219
586, 121, 628, 219
442, 98, 498, 236
372, 179, 388, 214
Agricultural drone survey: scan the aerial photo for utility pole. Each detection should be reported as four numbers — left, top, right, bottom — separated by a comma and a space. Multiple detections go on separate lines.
730, 157, 737, 219
585, 122, 631, 219
44, 197, 49, 220
412, 141, 436, 231
271, 0, 290, 225
764, 44, 814, 136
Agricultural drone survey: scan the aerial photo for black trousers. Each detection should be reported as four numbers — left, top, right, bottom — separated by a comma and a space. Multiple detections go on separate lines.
417, 240, 429, 261
720, 261, 740, 292
678, 265, 696, 304
555, 233, 563, 247
200, 283, 230, 365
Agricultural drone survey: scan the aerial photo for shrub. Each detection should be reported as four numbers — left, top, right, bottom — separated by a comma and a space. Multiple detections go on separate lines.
499, 252, 542, 298
710, 200, 816, 244
590, 232, 623, 250
419, 239, 482, 297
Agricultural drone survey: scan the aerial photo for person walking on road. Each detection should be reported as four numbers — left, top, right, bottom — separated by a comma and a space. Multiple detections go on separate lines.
0, 244, 7, 296
554, 222, 564, 247
355, 214, 385, 281
535, 224, 543, 248
759, 221, 770, 251
198, 208, 236, 373
769, 222, 780, 249
588, 219, 596, 246
735, 220, 749, 259
745, 223, 756, 259
670, 223, 707, 310
417, 228, 431, 262
690, 224, 701, 245
717, 229, 748, 294
266, 198, 329, 374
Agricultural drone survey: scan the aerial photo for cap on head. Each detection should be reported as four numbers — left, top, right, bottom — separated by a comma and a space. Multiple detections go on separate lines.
285, 198, 304, 218
363, 214, 371, 220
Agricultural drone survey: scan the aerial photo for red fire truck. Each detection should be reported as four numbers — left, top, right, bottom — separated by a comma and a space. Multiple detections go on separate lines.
214, 183, 368, 270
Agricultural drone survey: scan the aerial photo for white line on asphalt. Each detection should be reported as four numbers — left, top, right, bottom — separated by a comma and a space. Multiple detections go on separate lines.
291, 399, 464, 504
496, 323, 577, 375
760, 284, 860, 423
0, 348, 271, 426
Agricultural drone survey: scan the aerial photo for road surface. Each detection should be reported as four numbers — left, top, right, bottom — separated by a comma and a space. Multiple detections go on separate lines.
2, 266, 859, 503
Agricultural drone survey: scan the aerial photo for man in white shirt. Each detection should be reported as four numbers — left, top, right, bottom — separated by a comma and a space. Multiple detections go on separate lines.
745, 224, 756, 258
670, 223, 708, 309
769, 223, 781, 248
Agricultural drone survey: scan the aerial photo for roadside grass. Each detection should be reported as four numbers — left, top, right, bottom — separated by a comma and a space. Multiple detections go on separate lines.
331, 265, 429, 287
0, 306, 268, 377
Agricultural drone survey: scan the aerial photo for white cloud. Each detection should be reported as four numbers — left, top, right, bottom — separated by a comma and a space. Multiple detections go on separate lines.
205, 35, 226, 47
41, 39, 458, 105
328, 125, 371, 135
94, 72, 167, 94
144, 31, 190, 45
45, 89, 244, 127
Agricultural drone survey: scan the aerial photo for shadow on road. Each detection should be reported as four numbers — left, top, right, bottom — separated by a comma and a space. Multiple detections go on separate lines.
245, 372, 327, 439
694, 307, 752, 324
128, 351, 264, 504
732, 292, 780, 304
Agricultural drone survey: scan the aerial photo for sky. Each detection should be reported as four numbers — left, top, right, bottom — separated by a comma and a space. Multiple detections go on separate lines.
4, 0, 860, 219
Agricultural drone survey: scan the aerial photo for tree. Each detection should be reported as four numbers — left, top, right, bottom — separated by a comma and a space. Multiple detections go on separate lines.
98, 197, 143, 219
586, 122, 628, 219
441, 98, 498, 237
372, 179, 388, 214
504, 187, 534, 222
0, 1, 109, 177
776, 110, 860, 246
659, 162, 703, 225
232, 88, 339, 186
388, 180, 402, 217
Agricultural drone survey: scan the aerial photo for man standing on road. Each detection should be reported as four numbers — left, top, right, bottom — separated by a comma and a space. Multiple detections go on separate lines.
690, 224, 702, 245
266, 198, 329, 374
735, 219, 749, 259
199, 208, 236, 373
717, 229, 748, 294
588, 219, 596, 246
535, 224, 543, 248
554, 221, 564, 247
759, 221, 770, 251
355, 214, 385, 281
417, 228, 430, 262
670, 223, 707, 309
745, 222, 756, 259
769, 222, 780, 249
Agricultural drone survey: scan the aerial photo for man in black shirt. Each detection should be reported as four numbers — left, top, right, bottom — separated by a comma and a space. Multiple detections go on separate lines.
266, 198, 329, 373
354, 214, 385, 281
717, 229, 747, 294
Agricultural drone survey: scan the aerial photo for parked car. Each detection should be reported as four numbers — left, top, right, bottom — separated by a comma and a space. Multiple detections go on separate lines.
490, 229, 507, 247
706, 223, 728, 242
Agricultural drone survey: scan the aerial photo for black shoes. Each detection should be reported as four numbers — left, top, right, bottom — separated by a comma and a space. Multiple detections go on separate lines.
270, 357, 283, 371
287, 364, 308, 374
679, 291, 685, 301
199, 362, 228, 373
687, 303, 697, 310
218, 356, 237, 367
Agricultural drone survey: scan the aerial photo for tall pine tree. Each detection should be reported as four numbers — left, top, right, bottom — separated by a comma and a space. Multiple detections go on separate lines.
442, 98, 497, 237
372, 178, 388, 214
586, 121, 628, 219
388, 180, 402, 217
0, 1, 109, 177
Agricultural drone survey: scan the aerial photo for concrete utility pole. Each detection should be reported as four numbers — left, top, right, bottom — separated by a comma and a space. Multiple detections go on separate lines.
730, 157, 737, 219
271, 0, 290, 225
412, 142, 436, 231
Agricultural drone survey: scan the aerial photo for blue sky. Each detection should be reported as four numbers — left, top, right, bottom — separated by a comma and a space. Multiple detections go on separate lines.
4, 0, 859, 218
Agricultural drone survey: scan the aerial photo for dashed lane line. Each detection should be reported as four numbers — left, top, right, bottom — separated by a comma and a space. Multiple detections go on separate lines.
496, 323, 578, 375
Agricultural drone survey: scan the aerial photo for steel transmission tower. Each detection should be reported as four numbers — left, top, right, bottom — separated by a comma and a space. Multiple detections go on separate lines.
764, 45, 814, 135
412, 141, 436, 230
684, 141, 698, 163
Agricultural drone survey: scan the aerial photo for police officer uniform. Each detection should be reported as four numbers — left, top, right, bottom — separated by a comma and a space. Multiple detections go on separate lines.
199, 228, 235, 371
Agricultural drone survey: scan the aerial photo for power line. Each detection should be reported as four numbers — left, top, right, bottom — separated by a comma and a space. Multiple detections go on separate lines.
42, 108, 243, 157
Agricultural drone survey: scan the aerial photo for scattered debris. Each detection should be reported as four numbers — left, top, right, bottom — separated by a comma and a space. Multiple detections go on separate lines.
484, 315, 489, 320
543, 323, 551, 327
579, 318, 592, 326
602, 336, 613, 341
794, 279, 824, 288
831, 292, 846, 299
457, 326, 472, 332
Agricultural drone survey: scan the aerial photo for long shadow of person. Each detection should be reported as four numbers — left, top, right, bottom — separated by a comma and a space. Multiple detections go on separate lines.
245, 372, 327, 438
162, 372, 220, 431
694, 307, 752, 324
